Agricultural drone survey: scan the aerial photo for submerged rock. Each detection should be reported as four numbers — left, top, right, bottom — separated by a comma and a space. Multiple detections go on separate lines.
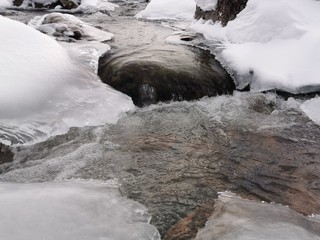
98, 47, 235, 107
0, 143, 14, 165
195, 0, 248, 26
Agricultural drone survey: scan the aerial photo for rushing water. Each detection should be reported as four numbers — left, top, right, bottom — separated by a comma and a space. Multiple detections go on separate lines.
1, 1, 320, 239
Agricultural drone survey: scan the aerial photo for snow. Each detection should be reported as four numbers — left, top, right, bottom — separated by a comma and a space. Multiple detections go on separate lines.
191, 0, 320, 94
195, 0, 217, 11
0, 180, 160, 240
28, 13, 113, 42
0, 16, 134, 145
136, 0, 196, 20
0, 0, 11, 7
0, 0, 117, 12
78, 0, 118, 12
196, 192, 320, 240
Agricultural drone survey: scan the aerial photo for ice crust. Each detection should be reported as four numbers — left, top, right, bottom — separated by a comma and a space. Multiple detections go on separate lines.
0, 16, 134, 145
196, 192, 320, 240
0, 180, 160, 240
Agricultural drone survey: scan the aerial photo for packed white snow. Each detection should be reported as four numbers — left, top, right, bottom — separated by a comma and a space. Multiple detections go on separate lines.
191, 0, 320, 94
0, 16, 134, 145
196, 192, 320, 240
136, 0, 196, 20
0, 180, 160, 240
195, 0, 217, 11
77, 0, 117, 12
0, 0, 11, 7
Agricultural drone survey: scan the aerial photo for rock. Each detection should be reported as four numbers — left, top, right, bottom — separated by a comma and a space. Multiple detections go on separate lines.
195, 0, 248, 26
98, 47, 235, 107
0, 143, 14, 165
60, 0, 78, 9
12, 0, 23, 6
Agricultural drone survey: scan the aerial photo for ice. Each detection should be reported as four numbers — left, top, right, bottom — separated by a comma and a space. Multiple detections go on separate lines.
301, 97, 320, 125
191, 0, 320, 93
0, 180, 160, 240
196, 192, 320, 240
0, 16, 134, 145
195, 0, 217, 11
136, 0, 196, 20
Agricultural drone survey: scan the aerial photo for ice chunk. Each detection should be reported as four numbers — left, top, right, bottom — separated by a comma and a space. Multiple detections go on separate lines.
0, 180, 160, 240
301, 97, 320, 125
196, 192, 320, 240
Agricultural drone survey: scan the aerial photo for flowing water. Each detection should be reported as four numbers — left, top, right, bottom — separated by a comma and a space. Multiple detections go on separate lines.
1, 1, 320, 239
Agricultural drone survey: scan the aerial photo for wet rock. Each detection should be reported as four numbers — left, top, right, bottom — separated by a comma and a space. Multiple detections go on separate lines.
0, 143, 14, 165
98, 47, 235, 107
60, 0, 78, 9
13, 0, 23, 7
195, 0, 248, 26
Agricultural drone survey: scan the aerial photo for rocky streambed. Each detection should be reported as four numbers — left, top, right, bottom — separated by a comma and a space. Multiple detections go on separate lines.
1, 1, 320, 239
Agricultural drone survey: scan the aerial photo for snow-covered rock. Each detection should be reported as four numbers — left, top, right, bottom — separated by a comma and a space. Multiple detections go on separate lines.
191, 0, 320, 94
0, 16, 133, 144
195, 0, 218, 11
136, 0, 196, 20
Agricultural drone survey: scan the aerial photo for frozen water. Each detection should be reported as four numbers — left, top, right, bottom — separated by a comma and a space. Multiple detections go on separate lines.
196, 192, 320, 240
191, 0, 320, 93
0, 16, 134, 145
301, 97, 320, 126
136, 0, 196, 20
0, 180, 160, 240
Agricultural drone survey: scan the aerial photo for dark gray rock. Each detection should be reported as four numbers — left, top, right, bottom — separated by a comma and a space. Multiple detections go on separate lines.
0, 143, 13, 165
60, 0, 78, 9
98, 47, 235, 107
195, 0, 248, 26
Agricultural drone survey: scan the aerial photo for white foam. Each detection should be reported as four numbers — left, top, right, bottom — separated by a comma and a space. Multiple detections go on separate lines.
0, 180, 160, 240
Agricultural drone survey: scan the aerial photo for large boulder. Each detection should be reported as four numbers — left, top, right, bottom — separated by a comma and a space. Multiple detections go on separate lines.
98, 46, 235, 107
195, 0, 248, 26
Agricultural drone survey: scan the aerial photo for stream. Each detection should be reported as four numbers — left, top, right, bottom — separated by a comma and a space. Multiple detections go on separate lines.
1, 1, 320, 239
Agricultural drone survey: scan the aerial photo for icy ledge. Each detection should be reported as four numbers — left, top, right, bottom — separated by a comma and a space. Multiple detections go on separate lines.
196, 192, 320, 240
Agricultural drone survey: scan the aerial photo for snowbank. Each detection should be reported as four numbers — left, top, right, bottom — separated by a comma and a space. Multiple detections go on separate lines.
136, 0, 196, 20
191, 0, 320, 94
0, 16, 133, 145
